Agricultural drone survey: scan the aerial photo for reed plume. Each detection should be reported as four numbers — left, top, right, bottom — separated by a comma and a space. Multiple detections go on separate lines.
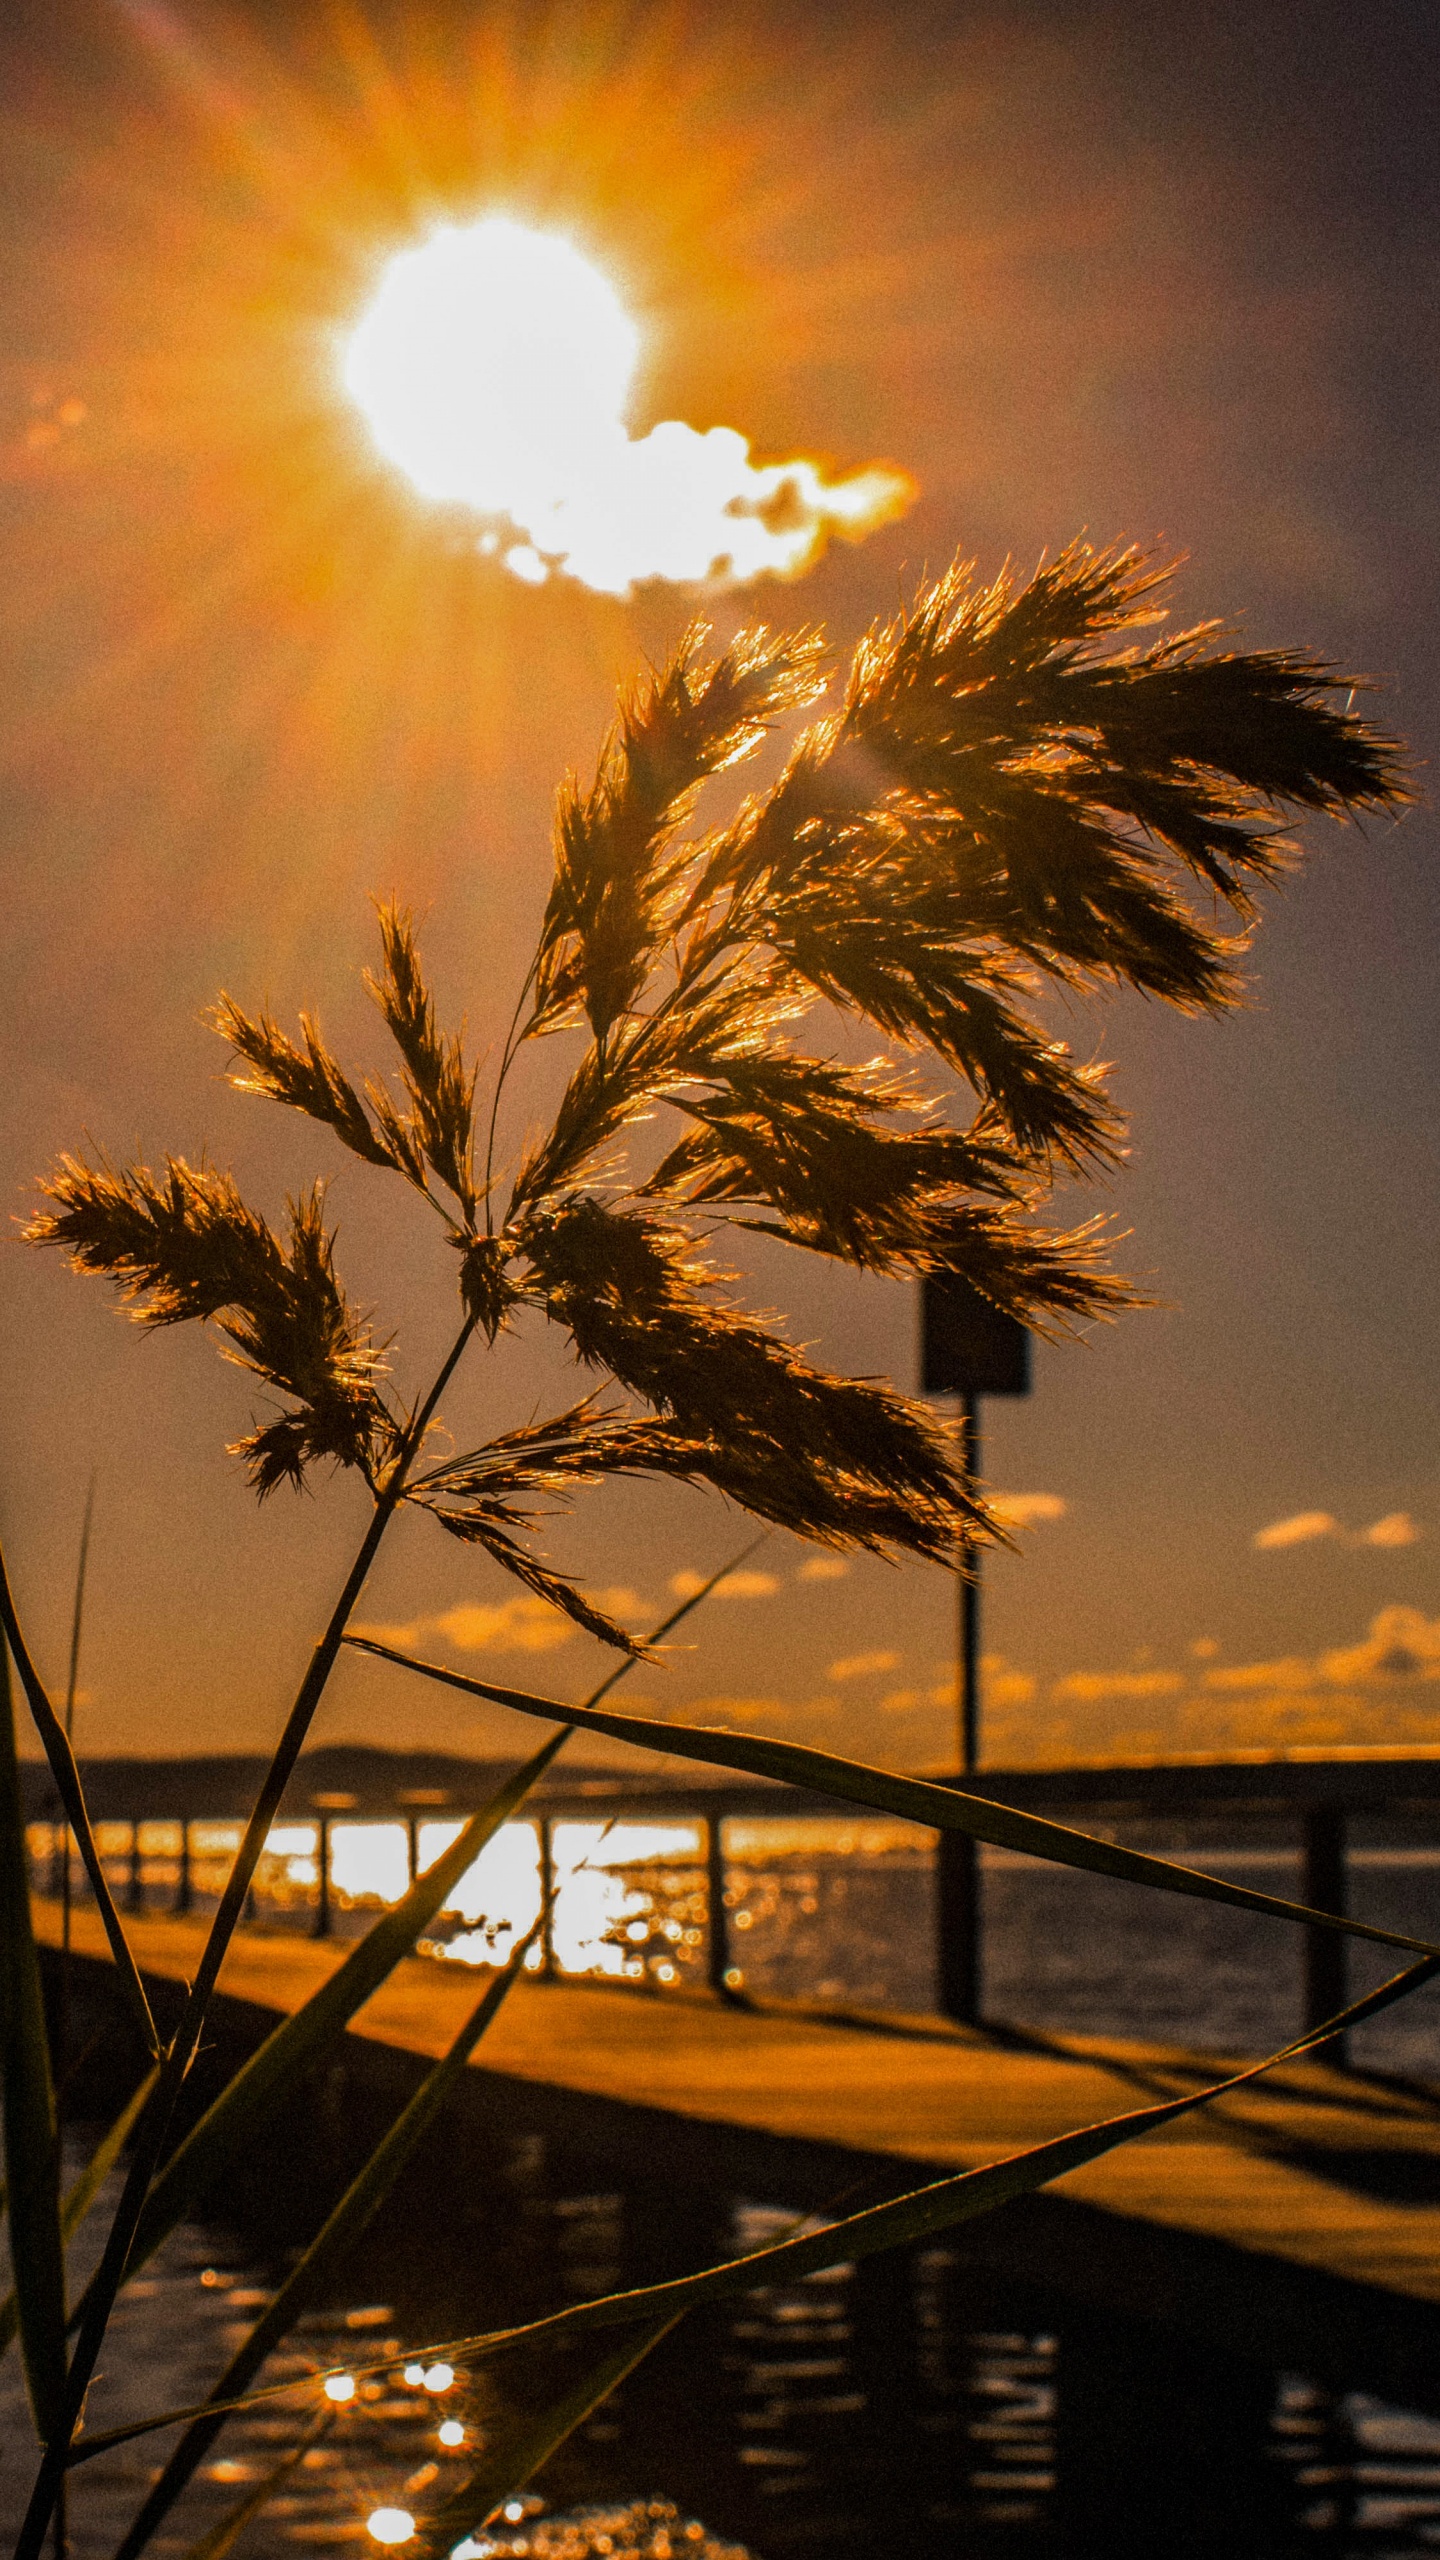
29, 544, 1407, 1639
8, 539, 1413, 2560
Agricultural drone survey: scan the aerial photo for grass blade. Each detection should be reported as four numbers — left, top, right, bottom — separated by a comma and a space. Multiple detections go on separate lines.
346, 1642, 1440, 1966
0, 2067, 159, 2364
0, 1541, 158, 2057
58, 2066, 160, 2249
72, 1948, 1438, 2471
407, 1951, 1440, 2370
72, 1551, 758, 2330
0, 1641, 67, 2444
418, 2317, 681, 2557
13, 1321, 493, 2560
104, 1728, 568, 2304
113, 1920, 545, 2560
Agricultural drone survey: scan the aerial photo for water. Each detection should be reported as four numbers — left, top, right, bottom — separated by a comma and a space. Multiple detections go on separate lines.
5, 2107, 1440, 2560
11, 1818, 1440, 2556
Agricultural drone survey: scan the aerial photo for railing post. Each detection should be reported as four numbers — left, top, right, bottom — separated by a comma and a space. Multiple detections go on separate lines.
174, 1820, 192, 1915
312, 1816, 332, 1940
1302, 1800, 1348, 2062
537, 1817, 556, 1979
936, 1395, 983, 2026
126, 1819, 144, 1914
406, 1815, 420, 1889
936, 1829, 981, 2025
706, 1812, 736, 1998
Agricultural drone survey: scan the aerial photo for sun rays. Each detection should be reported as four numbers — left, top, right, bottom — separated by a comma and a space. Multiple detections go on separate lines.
0, 0, 923, 950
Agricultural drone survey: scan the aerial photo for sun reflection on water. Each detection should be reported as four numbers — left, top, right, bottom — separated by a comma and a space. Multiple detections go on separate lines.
246, 1814, 714, 1981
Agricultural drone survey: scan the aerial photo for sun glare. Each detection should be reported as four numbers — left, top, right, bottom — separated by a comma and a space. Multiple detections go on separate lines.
342, 216, 912, 596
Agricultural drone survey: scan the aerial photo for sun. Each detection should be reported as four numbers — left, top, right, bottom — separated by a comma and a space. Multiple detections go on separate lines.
341, 217, 640, 519
341, 216, 913, 597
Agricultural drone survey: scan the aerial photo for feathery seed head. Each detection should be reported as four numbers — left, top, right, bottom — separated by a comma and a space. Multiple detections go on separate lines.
29, 541, 1408, 1612
27, 1155, 392, 1497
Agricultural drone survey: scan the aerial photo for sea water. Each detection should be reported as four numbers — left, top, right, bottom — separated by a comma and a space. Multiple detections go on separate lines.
8, 1821, 1440, 2555
4, 2108, 1440, 2560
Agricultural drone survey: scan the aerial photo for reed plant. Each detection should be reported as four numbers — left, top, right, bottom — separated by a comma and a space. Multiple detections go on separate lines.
0, 541, 1425, 2559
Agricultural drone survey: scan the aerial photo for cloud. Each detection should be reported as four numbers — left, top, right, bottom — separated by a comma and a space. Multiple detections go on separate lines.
1360, 1512, 1422, 1547
1254, 1508, 1424, 1552
1203, 1608, 1440, 1696
686, 1694, 784, 1724
880, 1659, 1036, 1717
828, 1649, 902, 1682
1189, 1637, 1221, 1660
668, 1567, 780, 1602
686, 1693, 841, 1730
796, 1556, 850, 1583
592, 1585, 651, 1621
1051, 1668, 1185, 1704
352, 1596, 575, 1656
990, 1492, 1068, 1530
1202, 1657, 1316, 1694
1254, 1510, 1339, 1550
986, 1667, 1039, 1709
1319, 1605, 1440, 1685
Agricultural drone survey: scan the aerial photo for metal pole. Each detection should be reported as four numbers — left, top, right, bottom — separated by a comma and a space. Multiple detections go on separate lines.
706, 1812, 736, 1999
174, 1820, 192, 1915
1302, 1802, 1348, 2063
126, 1820, 144, 1915
537, 1817, 556, 1979
406, 1815, 420, 1889
958, 1394, 981, 1775
937, 1395, 982, 2025
312, 1817, 331, 1940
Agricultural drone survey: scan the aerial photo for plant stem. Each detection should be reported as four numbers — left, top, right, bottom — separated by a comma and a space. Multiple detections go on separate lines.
0, 1553, 157, 2057
54, 1481, 92, 2560
481, 969, 537, 1234
12, 1311, 480, 2560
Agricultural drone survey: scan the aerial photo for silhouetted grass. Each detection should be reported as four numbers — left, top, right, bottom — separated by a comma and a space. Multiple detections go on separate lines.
0, 544, 1415, 2558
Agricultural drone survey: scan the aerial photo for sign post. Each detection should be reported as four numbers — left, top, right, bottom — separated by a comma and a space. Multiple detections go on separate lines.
920, 1274, 1032, 2024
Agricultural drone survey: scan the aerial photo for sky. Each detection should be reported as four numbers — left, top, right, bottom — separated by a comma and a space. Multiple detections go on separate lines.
0, 0, 1437, 1775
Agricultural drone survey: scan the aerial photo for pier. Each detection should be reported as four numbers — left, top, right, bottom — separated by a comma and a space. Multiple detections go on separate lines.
34, 1882, 1440, 2423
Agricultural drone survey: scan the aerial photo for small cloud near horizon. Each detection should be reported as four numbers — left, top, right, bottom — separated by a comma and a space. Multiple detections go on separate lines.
686, 1693, 841, 1730
1041, 1604, 1440, 1727
1254, 1509, 1338, 1549
1255, 1508, 1422, 1551
353, 1596, 574, 1656
829, 1648, 902, 1682
991, 1492, 1067, 1530
1360, 1512, 1423, 1547
1181, 1605, 1440, 1699
1052, 1667, 1185, 1704
353, 1585, 651, 1659
669, 1567, 780, 1602
796, 1555, 849, 1582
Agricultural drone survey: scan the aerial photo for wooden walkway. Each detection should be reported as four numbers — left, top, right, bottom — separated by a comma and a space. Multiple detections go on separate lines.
38, 1902, 1440, 2316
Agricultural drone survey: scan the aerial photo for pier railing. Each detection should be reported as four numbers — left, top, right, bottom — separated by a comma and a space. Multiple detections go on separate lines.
24, 1747, 1440, 2059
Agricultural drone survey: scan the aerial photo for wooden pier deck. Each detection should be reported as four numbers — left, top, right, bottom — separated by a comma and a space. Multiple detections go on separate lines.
37, 1901, 1440, 2401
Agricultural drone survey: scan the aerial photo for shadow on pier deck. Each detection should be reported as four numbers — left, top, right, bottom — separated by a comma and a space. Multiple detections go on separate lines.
36, 1899, 1440, 2421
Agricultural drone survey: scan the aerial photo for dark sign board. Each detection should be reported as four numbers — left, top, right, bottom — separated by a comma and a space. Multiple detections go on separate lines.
921, 1274, 1031, 1398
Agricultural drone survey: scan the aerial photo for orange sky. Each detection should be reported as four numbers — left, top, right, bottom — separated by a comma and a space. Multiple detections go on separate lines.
1, 0, 1437, 1770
